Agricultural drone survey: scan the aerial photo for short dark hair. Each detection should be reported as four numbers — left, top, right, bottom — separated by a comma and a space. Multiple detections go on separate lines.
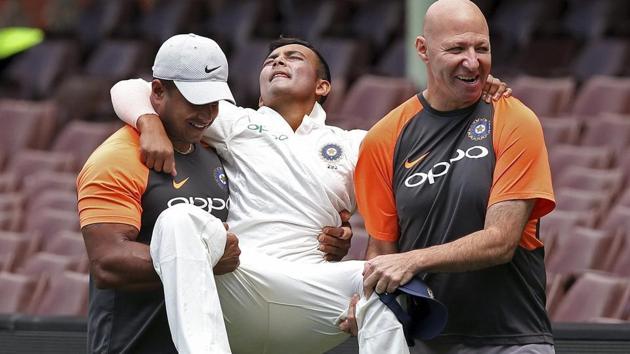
267, 36, 331, 104
154, 78, 177, 92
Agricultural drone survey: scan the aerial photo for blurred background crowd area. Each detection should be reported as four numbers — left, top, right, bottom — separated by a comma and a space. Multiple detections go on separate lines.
0, 0, 630, 325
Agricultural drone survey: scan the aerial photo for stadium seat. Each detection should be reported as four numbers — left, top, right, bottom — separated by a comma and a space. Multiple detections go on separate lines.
279, 0, 333, 41
27, 191, 78, 216
552, 271, 630, 322
609, 252, 630, 279
22, 171, 77, 205
30, 270, 89, 317
348, 0, 403, 52
618, 154, 630, 185
490, 0, 562, 48
515, 38, 579, 77
0, 99, 58, 154
74, 0, 133, 49
50, 120, 120, 171
539, 116, 581, 148
548, 145, 613, 181
546, 272, 577, 319
228, 40, 271, 109
315, 38, 369, 84
600, 205, 630, 238
546, 227, 616, 274
608, 231, 630, 277
373, 38, 406, 78
540, 209, 594, 261
0, 232, 30, 272
53, 77, 114, 124
615, 189, 630, 208
0, 150, 75, 191
205, 0, 260, 51
138, 0, 195, 45
0, 174, 18, 194
561, 0, 625, 40
23, 209, 80, 249
0, 192, 26, 212
0, 229, 40, 263
43, 231, 86, 259
556, 167, 624, 198
0, 272, 38, 314
572, 76, 630, 116
16, 252, 80, 277
85, 39, 149, 80
327, 74, 417, 130
554, 188, 611, 226
0, 209, 24, 232
580, 114, 630, 158
54, 40, 149, 123
511, 76, 575, 117
573, 39, 630, 82
4, 40, 79, 100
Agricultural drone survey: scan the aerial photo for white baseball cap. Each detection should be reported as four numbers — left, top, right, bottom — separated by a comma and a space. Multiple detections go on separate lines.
152, 33, 235, 105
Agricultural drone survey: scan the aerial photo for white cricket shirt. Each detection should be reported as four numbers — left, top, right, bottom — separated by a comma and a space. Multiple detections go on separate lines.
112, 79, 366, 263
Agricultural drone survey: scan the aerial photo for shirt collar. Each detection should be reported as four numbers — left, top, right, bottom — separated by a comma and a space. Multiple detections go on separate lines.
257, 102, 327, 133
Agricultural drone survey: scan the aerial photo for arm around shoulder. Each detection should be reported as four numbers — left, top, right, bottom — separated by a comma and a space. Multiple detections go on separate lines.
110, 78, 155, 129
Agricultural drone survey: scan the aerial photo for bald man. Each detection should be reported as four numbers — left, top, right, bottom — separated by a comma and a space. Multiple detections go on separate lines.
355, 0, 556, 353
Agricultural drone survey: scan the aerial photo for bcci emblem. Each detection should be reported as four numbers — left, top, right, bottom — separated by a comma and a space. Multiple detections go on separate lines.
467, 118, 491, 141
214, 167, 228, 191
427, 287, 434, 299
320, 143, 343, 163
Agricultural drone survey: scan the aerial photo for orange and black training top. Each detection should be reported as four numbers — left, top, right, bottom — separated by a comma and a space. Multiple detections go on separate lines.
355, 94, 556, 346
77, 126, 229, 354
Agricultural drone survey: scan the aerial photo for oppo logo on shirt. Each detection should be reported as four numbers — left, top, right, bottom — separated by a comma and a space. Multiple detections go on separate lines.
404, 146, 489, 187
247, 123, 288, 141
167, 197, 230, 212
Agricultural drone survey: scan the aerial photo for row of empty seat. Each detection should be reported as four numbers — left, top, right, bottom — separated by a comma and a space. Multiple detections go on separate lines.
547, 271, 629, 323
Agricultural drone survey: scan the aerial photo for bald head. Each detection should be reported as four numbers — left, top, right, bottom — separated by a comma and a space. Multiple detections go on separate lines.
423, 0, 488, 42
415, 0, 492, 111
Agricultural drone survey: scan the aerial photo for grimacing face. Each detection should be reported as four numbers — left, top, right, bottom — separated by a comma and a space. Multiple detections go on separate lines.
419, 23, 491, 110
259, 44, 324, 106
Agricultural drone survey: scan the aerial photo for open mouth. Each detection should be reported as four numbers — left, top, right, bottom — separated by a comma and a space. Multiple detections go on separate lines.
271, 72, 290, 81
456, 75, 479, 83
188, 121, 211, 130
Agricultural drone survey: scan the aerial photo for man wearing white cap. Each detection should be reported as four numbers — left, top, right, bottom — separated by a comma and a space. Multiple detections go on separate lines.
78, 34, 240, 354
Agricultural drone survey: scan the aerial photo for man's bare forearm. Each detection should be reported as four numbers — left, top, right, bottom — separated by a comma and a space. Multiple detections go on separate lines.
83, 223, 161, 291
94, 240, 162, 291
407, 199, 534, 274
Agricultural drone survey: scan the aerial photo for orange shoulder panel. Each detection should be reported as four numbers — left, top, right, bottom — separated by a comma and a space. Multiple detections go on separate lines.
490, 97, 556, 250
76, 126, 149, 230
355, 95, 422, 241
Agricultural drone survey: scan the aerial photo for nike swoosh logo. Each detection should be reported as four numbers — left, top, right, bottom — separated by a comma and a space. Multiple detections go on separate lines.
404, 152, 429, 169
205, 65, 220, 74
172, 177, 190, 189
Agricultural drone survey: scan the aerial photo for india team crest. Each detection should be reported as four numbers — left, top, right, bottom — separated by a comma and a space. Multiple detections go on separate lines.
467, 118, 491, 141
214, 167, 228, 191
320, 143, 344, 163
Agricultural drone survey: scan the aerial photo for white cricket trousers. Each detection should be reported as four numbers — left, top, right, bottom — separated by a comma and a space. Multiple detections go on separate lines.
151, 204, 410, 354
